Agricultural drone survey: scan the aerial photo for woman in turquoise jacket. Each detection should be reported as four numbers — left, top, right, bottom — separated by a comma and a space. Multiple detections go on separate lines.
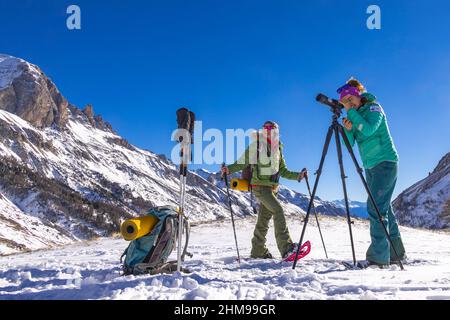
339, 79, 406, 267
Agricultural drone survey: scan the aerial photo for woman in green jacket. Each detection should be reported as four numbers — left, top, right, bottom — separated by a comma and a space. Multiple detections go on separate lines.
339, 79, 406, 267
221, 121, 307, 259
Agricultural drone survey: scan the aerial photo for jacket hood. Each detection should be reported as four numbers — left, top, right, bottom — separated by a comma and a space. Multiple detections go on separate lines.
362, 92, 377, 103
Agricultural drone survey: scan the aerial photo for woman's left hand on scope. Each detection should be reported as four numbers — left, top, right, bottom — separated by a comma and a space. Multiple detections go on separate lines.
343, 117, 353, 131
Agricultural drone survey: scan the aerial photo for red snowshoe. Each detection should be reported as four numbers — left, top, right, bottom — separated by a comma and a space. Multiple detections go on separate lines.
283, 241, 311, 262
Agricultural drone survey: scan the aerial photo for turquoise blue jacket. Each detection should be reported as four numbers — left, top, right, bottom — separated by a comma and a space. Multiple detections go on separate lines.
344, 93, 399, 169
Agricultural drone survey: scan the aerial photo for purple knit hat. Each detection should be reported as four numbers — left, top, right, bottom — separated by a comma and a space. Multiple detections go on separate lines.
339, 85, 361, 100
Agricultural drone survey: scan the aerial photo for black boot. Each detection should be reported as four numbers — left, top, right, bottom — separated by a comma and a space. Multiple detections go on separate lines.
251, 251, 273, 259
262, 252, 274, 259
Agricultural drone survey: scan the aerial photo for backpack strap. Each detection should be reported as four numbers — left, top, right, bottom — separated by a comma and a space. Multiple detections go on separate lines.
143, 216, 191, 268
254, 133, 282, 181
181, 218, 192, 260
143, 217, 175, 266
120, 247, 128, 264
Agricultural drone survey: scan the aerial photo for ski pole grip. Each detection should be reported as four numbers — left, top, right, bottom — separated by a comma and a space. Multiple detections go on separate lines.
298, 168, 308, 182
303, 168, 309, 179
221, 163, 228, 183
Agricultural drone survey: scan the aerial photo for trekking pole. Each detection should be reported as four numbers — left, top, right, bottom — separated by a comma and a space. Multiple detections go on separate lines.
175, 107, 195, 273
222, 164, 241, 265
177, 162, 187, 272
301, 168, 328, 259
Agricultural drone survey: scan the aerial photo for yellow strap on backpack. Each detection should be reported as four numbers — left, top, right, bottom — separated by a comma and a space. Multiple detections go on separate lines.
120, 215, 159, 241
230, 178, 250, 192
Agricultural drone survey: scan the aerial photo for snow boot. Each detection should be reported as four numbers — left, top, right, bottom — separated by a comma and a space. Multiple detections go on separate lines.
390, 254, 408, 266
342, 260, 389, 270
251, 251, 274, 259
364, 260, 390, 269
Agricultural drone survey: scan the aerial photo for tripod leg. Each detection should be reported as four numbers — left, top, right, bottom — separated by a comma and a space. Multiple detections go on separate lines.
305, 176, 328, 259
334, 126, 357, 265
292, 125, 334, 269
339, 125, 404, 270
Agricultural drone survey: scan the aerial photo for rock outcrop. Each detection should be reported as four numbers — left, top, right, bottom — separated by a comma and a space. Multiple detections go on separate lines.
393, 153, 450, 229
0, 54, 69, 128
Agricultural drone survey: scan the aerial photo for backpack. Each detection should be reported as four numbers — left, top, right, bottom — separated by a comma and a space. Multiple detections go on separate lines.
120, 206, 190, 275
246, 133, 282, 183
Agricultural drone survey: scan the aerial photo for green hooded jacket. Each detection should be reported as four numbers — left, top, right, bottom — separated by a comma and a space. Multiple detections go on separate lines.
227, 141, 299, 187
344, 93, 399, 169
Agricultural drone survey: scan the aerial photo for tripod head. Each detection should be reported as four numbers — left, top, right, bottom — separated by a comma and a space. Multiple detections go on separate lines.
316, 93, 344, 118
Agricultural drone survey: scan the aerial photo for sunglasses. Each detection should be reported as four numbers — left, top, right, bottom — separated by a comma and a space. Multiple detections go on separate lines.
263, 125, 275, 130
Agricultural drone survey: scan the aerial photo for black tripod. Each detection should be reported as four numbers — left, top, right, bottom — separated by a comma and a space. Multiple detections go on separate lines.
292, 95, 404, 270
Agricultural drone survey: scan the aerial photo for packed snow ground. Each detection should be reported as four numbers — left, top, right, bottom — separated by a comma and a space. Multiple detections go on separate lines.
0, 215, 449, 300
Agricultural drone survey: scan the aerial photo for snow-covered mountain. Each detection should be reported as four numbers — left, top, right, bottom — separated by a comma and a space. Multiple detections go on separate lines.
331, 200, 368, 219
393, 153, 450, 229
0, 54, 346, 255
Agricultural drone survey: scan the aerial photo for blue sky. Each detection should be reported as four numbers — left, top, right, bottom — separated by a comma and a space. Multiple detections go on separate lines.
1, 0, 449, 201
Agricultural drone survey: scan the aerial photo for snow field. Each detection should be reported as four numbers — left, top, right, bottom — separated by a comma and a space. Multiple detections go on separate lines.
0, 215, 449, 300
